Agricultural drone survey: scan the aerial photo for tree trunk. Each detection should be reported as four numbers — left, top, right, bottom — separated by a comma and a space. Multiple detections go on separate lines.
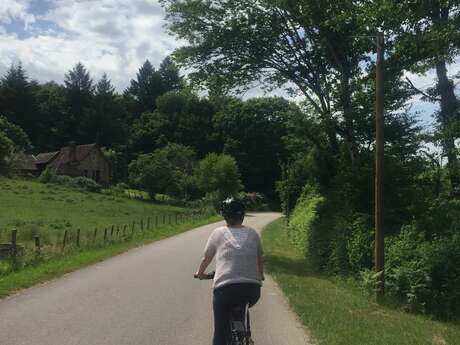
435, 60, 460, 192
340, 71, 358, 168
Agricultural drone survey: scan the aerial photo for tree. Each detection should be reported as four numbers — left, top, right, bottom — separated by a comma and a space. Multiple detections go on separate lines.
161, 0, 381, 166
128, 143, 196, 199
128, 90, 216, 156
374, 1, 460, 193
0, 63, 38, 144
159, 56, 183, 91
124, 60, 165, 118
0, 116, 31, 170
214, 97, 297, 198
64, 63, 95, 142
80, 74, 127, 146
194, 153, 243, 199
33, 82, 70, 151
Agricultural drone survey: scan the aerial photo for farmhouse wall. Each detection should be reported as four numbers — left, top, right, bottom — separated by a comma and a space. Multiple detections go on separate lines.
78, 149, 111, 184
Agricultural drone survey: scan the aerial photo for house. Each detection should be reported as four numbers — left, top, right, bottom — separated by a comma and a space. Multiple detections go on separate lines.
13, 143, 112, 184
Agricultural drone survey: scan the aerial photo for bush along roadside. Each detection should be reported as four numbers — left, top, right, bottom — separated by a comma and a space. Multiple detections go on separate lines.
0, 213, 221, 298
286, 184, 460, 320
262, 218, 460, 345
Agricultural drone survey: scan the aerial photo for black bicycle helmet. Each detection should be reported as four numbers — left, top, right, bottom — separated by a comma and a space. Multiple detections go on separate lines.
220, 198, 246, 218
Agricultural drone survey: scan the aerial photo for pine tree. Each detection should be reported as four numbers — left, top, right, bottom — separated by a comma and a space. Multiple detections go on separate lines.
125, 60, 165, 117
159, 56, 183, 92
0, 63, 37, 143
64, 62, 95, 143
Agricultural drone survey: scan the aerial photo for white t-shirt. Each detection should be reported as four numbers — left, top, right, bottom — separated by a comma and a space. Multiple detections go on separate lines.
204, 226, 264, 289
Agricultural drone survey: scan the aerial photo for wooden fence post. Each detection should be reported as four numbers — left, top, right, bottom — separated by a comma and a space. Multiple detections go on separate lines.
147, 217, 151, 230
62, 230, 68, 251
93, 228, 98, 244
110, 225, 115, 240
76, 229, 81, 247
11, 228, 17, 268
104, 228, 108, 242
175, 214, 178, 224
169, 214, 172, 225
163, 215, 166, 224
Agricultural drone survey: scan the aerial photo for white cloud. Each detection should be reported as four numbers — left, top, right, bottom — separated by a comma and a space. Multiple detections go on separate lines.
0, 0, 182, 91
0, 0, 35, 28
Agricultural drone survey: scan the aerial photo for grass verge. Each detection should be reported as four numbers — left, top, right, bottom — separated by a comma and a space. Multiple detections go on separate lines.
262, 218, 460, 345
0, 215, 221, 299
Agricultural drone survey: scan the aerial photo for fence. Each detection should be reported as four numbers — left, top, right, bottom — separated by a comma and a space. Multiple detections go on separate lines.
0, 211, 210, 273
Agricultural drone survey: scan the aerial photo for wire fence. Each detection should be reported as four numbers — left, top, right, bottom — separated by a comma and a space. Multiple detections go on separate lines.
0, 211, 212, 275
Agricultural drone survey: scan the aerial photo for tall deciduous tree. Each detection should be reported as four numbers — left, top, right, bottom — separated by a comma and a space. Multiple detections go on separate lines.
160, 0, 379, 167
214, 97, 297, 198
128, 90, 216, 157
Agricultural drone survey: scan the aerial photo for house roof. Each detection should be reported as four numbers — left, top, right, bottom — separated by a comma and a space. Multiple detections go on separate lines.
35, 151, 59, 165
12, 154, 38, 171
49, 143, 98, 168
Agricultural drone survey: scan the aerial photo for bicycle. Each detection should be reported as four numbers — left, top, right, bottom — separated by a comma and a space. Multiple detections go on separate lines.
194, 272, 255, 345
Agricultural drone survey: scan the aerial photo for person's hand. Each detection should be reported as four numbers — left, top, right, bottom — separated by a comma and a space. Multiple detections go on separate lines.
194, 271, 205, 280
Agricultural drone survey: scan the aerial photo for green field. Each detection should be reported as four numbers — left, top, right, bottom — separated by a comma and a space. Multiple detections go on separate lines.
0, 177, 195, 244
0, 177, 220, 297
262, 218, 460, 345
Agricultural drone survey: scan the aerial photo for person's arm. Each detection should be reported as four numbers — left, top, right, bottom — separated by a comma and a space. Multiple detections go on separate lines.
255, 231, 265, 281
257, 255, 265, 281
195, 230, 217, 279
195, 255, 213, 279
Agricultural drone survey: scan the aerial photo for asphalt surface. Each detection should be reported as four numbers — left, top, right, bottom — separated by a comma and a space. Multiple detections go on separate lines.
0, 212, 313, 345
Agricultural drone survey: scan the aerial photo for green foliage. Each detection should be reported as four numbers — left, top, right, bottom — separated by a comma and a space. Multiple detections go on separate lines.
70, 177, 102, 193
287, 185, 327, 269
214, 97, 296, 198
385, 227, 460, 318
128, 143, 196, 199
346, 216, 374, 272
38, 168, 101, 192
0, 115, 31, 151
193, 153, 243, 200
38, 167, 56, 183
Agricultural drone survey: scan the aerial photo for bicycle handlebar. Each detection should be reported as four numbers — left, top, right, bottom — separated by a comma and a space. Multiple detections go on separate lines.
194, 271, 215, 280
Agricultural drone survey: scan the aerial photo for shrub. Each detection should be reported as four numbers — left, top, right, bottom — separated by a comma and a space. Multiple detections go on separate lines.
288, 185, 330, 269
346, 215, 374, 272
384, 226, 460, 318
70, 177, 102, 193
39, 168, 101, 193
39, 167, 57, 183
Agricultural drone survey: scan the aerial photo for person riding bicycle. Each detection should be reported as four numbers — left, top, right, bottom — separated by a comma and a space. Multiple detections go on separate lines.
195, 198, 265, 345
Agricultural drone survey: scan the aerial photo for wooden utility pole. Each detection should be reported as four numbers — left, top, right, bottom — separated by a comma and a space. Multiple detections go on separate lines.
375, 31, 385, 298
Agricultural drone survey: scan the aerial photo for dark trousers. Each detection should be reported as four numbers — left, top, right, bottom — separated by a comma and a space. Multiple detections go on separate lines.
212, 283, 261, 345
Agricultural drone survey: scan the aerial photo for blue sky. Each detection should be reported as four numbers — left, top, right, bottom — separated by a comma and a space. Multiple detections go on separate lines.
0, 0, 458, 129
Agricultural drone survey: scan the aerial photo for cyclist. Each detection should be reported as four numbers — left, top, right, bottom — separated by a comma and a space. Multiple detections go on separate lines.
195, 198, 265, 345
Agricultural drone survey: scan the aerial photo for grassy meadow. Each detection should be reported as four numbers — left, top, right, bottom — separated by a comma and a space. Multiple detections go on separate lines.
0, 177, 194, 244
262, 218, 460, 345
0, 177, 220, 297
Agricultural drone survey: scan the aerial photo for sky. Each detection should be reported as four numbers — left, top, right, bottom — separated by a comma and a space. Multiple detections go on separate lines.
0, 0, 459, 129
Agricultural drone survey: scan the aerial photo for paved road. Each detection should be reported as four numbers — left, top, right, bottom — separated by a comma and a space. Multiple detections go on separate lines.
0, 213, 313, 345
